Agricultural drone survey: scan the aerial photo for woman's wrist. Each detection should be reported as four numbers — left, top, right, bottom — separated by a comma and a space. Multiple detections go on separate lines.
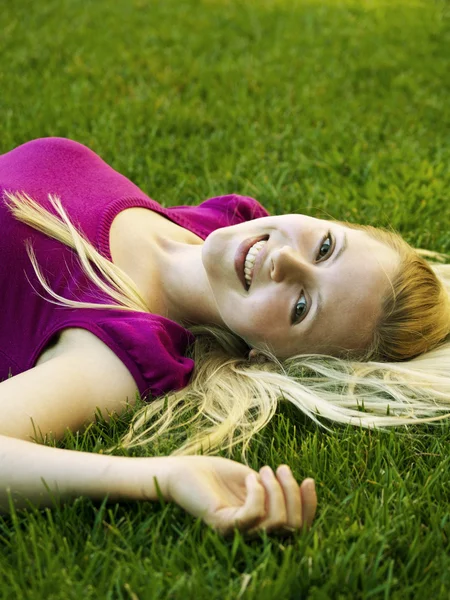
98, 455, 174, 503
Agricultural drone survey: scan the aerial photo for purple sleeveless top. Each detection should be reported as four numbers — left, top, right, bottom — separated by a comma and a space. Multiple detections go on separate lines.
0, 138, 269, 398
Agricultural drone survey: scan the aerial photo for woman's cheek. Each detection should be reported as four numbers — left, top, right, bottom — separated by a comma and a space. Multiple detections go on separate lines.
231, 298, 283, 341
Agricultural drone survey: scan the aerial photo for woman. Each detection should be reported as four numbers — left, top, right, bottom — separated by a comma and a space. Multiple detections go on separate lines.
1, 138, 449, 535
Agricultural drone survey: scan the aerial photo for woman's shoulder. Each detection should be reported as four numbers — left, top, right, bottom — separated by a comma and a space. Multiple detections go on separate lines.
0, 137, 108, 197
0, 138, 102, 173
2, 137, 97, 158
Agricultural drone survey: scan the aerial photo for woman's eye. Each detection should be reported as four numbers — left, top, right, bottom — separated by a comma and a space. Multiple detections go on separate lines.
293, 293, 308, 323
317, 233, 333, 261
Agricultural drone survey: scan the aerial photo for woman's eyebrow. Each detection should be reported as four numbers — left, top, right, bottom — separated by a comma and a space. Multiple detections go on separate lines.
330, 232, 348, 265
305, 233, 348, 331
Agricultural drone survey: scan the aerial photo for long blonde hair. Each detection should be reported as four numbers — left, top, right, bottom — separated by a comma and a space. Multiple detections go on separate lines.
346, 224, 450, 361
5, 191, 450, 457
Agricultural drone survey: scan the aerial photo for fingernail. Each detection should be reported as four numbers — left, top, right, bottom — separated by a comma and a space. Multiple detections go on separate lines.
304, 478, 316, 491
261, 466, 274, 479
279, 465, 291, 476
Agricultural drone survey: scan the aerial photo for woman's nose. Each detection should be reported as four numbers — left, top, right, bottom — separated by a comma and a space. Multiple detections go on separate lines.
270, 246, 310, 283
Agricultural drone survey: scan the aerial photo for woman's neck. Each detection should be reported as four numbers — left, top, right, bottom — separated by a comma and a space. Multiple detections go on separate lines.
109, 207, 222, 326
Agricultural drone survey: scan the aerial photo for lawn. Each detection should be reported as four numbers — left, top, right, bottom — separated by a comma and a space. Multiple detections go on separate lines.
1, 0, 449, 598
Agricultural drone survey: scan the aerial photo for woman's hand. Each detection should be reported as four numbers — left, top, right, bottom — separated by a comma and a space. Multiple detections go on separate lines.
0, 435, 316, 532
166, 456, 317, 536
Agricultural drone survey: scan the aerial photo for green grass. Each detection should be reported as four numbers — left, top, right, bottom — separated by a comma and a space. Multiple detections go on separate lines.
1, 0, 450, 597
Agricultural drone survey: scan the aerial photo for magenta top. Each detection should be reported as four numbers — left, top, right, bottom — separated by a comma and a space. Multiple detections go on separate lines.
0, 138, 269, 398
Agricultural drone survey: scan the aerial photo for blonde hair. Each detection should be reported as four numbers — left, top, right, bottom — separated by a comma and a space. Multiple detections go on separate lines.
345, 224, 450, 361
5, 191, 450, 457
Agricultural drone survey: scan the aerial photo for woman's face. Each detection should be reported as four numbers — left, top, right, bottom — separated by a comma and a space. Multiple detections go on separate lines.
201, 215, 400, 358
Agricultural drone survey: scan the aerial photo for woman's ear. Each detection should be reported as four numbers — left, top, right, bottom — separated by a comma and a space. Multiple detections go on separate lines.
248, 348, 269, 364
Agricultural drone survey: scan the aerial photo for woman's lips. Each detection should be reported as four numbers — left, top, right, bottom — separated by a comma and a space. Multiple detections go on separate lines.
234, 235, 268, 290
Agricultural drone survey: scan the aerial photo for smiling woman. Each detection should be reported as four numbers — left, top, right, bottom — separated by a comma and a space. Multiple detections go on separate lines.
201, 214, 402, 359
1, 138, 450, 533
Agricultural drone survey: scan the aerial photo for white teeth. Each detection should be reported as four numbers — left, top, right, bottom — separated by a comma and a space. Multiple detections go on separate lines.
244, 240, 267, 287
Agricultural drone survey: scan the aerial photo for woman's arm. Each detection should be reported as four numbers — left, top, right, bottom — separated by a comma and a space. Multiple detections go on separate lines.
0, 433, 168, 509
0, 434, 317, 535
0, 329, 317, 533
0, 328, 139, 440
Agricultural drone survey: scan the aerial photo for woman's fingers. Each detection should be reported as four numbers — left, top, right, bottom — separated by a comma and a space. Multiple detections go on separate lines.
232, 473, 266, 531
275, 467, 317, 531
247, 466, 316, 535
254, 466, 287, 531
276, 465, 303, 529
213, 472, 266, 536
300, 478, 317, 528
209, 463, 316, 536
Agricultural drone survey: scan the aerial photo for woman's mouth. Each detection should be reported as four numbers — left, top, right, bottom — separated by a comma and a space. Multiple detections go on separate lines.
235, 236, 269, 290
